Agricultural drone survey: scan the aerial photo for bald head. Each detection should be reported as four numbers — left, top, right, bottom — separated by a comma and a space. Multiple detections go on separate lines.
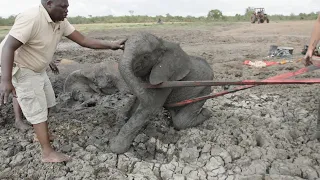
41, 0, 69, 22
41, 0, 64, 4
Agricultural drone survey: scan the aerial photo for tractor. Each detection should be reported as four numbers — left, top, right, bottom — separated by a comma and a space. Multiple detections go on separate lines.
251, 8, 270, 24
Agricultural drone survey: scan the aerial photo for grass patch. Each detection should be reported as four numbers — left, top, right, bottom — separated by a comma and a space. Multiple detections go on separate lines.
72, 21, 238, 34
0, 22, 191, 40
0, 21, 235, 41
0, 26, 10, 42
73, 22, 193, 33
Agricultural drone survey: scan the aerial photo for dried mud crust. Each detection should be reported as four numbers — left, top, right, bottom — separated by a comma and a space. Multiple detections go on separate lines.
1, 21, 320, 179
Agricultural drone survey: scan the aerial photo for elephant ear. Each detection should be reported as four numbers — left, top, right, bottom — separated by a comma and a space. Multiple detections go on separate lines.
149, 42, 192, 85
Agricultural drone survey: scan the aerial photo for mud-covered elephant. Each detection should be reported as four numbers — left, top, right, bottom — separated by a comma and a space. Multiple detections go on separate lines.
63, 61, 129, 98
52, 60, 132, 111
110, 32, 214, 154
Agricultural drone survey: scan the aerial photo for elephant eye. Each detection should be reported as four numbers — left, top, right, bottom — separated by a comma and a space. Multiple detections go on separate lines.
143, 54, 149, 60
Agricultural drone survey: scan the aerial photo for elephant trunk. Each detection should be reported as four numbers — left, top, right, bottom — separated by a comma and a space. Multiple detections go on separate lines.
119, 54, 142, 92
119, 54, 152, 106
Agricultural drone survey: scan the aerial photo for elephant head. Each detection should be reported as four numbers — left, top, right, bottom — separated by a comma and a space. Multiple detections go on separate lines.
63, 61, 130, 102
120, 32, 192, 87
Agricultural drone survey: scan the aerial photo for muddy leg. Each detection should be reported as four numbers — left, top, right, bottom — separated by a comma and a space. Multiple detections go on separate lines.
172, 101, 212, 130
171, 87, 212, 130
13, 98, 31, 132
110, 89, 171, 154
33, 120, 71, 163
110, 105, 160, 154
115, 96, 137, 130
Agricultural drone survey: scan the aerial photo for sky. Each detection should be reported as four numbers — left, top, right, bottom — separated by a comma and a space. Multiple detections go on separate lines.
0, 0, 318, 18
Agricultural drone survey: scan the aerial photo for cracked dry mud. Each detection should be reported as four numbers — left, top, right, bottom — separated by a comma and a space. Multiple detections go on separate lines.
1, 21, 320, 179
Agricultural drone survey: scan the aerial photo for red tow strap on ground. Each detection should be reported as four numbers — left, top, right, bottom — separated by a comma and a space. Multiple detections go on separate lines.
161, 64, 320, 108
144, 79, 320, 88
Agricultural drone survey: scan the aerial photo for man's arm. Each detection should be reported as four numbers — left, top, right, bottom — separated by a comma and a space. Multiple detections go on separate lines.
66, 30, 125, 50
303, 13, 320, 66
0, 36, 23, 105
308, 13, 320, 51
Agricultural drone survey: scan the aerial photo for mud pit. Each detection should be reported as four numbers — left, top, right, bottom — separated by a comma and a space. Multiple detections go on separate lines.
1, 21, 320, 179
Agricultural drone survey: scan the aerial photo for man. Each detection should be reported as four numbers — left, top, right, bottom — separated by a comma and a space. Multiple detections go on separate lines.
304, 13, 320, 140
304, 13, 320, 66
10, 62, 59, 132
0, 0, 126, 163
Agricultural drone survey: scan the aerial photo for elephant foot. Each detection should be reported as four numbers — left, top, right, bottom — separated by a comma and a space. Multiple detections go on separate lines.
110, 135, 133, 154
173, 107, 212, 130
193, 107, 212, 126
199, 107, 212, 118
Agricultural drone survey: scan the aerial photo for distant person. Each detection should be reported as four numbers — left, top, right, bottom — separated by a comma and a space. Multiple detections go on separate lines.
303, 13, 320, 66
0, 0, 126, 163
157, 18, 163, 24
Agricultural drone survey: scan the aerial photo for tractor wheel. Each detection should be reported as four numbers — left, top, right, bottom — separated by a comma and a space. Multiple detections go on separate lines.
266, 18, 270, 23
251, 15, 256, 23
259, 19, 264, 23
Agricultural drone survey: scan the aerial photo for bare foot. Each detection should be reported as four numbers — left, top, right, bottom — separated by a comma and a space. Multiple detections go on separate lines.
42, 151, 71, 163
34, 134, 55, 142
15, 120, 31, 132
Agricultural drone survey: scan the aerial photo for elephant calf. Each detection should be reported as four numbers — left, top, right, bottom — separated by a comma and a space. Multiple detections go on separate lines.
110, 32, 214, 154
63, 61, 129, 99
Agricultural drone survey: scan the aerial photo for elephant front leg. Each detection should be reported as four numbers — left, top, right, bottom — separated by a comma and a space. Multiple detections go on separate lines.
110, 105, 161, 154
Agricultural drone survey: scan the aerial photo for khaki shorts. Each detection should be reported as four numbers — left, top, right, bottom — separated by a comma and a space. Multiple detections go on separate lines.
12, 67, 56, 125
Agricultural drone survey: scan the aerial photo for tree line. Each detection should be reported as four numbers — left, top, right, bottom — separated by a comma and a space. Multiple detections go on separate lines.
0, 8, 318, 26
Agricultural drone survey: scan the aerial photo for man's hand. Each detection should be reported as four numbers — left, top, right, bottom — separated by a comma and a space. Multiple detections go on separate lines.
67, 30, 127, 50
49, 62, 59, 74
0, 81, 16, 105
0, 35, 23, 105
303, 49, 314, 66
110, 39, 127, 50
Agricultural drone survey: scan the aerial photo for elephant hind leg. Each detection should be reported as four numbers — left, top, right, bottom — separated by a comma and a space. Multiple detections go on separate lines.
171, 88, 212, 130
172, 103, 212, 130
